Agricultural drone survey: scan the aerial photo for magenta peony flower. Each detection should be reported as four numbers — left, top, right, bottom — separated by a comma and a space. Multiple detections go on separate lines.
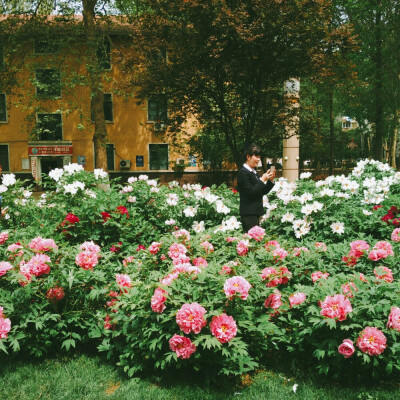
224, 276, 252, 300
320, 294, 352, 321
116, 274, 132, 289
80, 241, 101, 254
148, 241, 162, 255
168, 243, 187, 259
338, 339, 355, 358
0, 231, 9, 245
115, 205, 129, 218
236, 240, 249, 256
210, 314, 237, 343
169, 334, 196, 359
356, 327, 387, 356
151, 287, 167, 313
26, 254, 51, 277
176, 302, 207, 334
75, 250, 98, 270
247, 226, 266, 242
264, 290, 282, 310
311, 271, 330, 283
46, 286, 65, 302
387, 307, 400, 332
0, 261, 13, 277
391, 228, 400, 242
374, 266, 393, 283
289, 292, 306, 307
0, 316, 11, 339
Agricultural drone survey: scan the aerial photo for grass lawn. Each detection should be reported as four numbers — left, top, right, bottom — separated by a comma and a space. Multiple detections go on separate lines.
1, 353, 400, 400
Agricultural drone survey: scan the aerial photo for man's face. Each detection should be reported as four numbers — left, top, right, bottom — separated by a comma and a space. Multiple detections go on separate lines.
246, 154, 260, 169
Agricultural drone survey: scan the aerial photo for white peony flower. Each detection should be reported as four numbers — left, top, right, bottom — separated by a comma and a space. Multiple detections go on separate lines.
192, 221, 205, 233
330, 222, 344, 235
93, 168, 108, 179
165, 218, 176, 225
48, 168, 64, 182
183, 206, 197, 217
299, 172, 312, 179
127, 177, 138, 184
1, 174, 16, 187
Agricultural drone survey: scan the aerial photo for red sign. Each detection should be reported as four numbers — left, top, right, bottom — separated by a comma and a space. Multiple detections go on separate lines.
28, 145, 73, 156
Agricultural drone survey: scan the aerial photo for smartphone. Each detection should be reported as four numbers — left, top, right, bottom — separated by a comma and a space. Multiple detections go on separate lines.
270, 165, 275, 172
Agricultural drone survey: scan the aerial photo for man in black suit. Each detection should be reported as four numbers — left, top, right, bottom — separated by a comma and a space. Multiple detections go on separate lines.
237, 144, 275, 233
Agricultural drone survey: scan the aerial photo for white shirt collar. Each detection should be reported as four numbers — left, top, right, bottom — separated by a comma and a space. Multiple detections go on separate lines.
243, 163, 256, 173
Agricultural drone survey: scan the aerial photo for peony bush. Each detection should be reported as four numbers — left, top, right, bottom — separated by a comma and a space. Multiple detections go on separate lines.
0, 159, 399, 379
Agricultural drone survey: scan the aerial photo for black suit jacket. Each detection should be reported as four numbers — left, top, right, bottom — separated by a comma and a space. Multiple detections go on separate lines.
237, 166, 274, 216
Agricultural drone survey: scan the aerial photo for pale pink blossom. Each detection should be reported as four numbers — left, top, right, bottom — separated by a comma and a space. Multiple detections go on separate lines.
26, 253, 51, 277
172, 254, 191, 265
374, 266, 393, 283
311, 271, 330, 283
160, 272, 180, 286
0, 316, 11, 339
176, 302, 207, 334
200, 241, 214, 253
236, 240, 249, 256
373, 241, 394, 256
116, 274, 132, 289
292, 247, 309, 256
168, 243, 187, 259
151, 287, 167, 313
265, 240, 280, 250
169, 334, 196, 359
356, 327, 387, 356
7, 242, 23, 254
224, 276, 252, 300
341, 282, 358, 298
148, 241, 162, 255
247, 226, 266, 242
19, 260, 32, 286
338, 339, 355, 358
29, 237, 58, 252
391, 228, 400, 242
0, 261, 13, 276
273, 247, 288, 260
289, 292, 306, 307
75, 250, 98, 270
80, 241, 101, 254
349, 240, 370, 258
122, 256, 135, 267
320, 294, 352, 321
0, 231, 9, 245
172, 229, 191, 242
314, 242, 327, 251
192, 257, 208, 268
264, 290, 282, 310
387, 307, 400, 332
368, 249, 389, 261
210, 314, 237, 343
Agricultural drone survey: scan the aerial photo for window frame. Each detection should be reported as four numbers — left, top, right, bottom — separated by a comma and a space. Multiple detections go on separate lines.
34, 37, 60, 54
147, 95, 167, 123
36, 112, 63, 141
91, 93, 114, 123
0, 93, 7, 123
149, 143, 169, 171
35, 68, 61, 99
0, 144, 10, 171
97, 37, 112, 71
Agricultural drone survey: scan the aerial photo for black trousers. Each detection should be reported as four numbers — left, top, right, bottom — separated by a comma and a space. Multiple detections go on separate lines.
241, 214, 260, 233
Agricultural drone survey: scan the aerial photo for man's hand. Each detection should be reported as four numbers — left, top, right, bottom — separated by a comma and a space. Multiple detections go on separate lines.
261, 169, 276, 183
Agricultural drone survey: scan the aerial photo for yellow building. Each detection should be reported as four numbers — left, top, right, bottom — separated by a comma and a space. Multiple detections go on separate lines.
0, 18, 202, 182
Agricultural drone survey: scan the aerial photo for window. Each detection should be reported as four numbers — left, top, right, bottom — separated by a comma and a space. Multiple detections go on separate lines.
35, 113, 62, 141
91, 93, 113, 122
149, 144, 168, 170
342, 121, 351, 129
34, 37, 59, 54
35, 69, 61, 98
106, 144, 115, 170
97, 38, 111, 70
0, 94, 7, 122
148, 95, 167, 122
0, 145, 10, 171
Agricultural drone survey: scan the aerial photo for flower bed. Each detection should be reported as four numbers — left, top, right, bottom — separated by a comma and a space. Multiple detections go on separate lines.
0, 160, 399, 379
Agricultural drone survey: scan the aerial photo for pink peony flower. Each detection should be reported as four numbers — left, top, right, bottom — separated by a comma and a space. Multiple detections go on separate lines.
148, 241, 162, 255
311, 271, 330, 283
192, 257, 208, 268
46, 286, 65, 302
0, 261, 13, 276
200, 241, 214, 253
29, 237, 58, 252
341, 282, 358, 298
168, 243, 187, 259
210, 314, 237, 343
136, 244, 146, 251
273, 247, 288, 260
247, 226, 265, 242
80, 241, 101, 254
0, 316, 11, 339
160, 271, 180, 286
374, 266, 393, 283
0, 231, 9, 245
358, 272, 369, 283
26, 254, 51, 277
176, 302, 207, 334
63, 213, 80, 224
314, 242, 327, 251
172, 229, 191, 242
368, 249, 388, 261
224, 276, 252, 300
391, 228, 400, 242
115, 205, 129, 218
75, 250, 98, 270
101, 211, 112, 222
151, 287, 167, 313
289, 292, 306, 307
7, 242, 23, 254
226, 237, 238, 243
265, 240, 280, 250
350, 240, 370, 257
356, 327, 387, 356
264, 290, 282, 310
292, 247, 309, 257
104, 315, 115, 330
172, 254, 191, 265
387, 307, 400, 332
169, 334, 196, 359
116, 274, 132, 289
236, 240, 249, 256
373, 241, 394, 256
320, 294, 352, 321
338, 339, 355, 358
122, 256, 135, 267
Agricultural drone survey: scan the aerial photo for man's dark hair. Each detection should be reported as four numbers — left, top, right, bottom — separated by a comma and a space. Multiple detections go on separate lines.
244, 143, 261, 158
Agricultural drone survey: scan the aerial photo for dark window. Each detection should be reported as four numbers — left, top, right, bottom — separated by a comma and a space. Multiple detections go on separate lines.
149, 144, 168, 170
36, 69, 61, 98
0, 145, 10, 171
0, 94, 6, 122
34, 37, 59, 54
35, 113, 62, 141
148, 95, 167, 122
0, 42, 5, 70
106, 144, 114, 170
91, 93, 113, 122
97, 38, 111, 70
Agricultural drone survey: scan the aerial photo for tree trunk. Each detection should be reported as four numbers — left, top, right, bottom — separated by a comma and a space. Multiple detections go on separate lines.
374, 6, 384, 161
82, 0, 108, 170
389, 108, 399, 168
329, 89, 334, 176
